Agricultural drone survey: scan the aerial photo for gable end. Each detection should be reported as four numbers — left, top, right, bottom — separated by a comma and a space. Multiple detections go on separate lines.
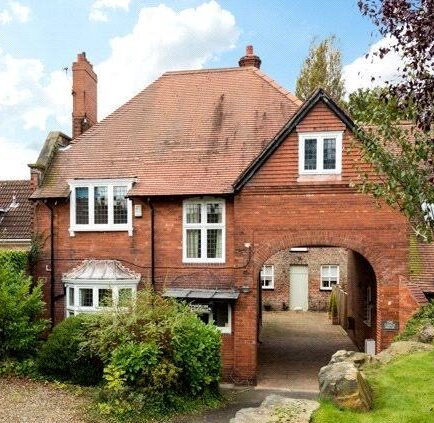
233, 89, 357, 191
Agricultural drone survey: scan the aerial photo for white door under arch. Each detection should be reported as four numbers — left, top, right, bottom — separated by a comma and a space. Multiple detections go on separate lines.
289, 265, 309, 311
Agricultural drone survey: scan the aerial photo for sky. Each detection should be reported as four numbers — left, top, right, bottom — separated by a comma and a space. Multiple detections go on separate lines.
0, 0, 402, 180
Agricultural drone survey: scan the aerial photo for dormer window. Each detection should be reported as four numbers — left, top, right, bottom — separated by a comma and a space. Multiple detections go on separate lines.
298, 132, 343, 175
69, 179, 134, 236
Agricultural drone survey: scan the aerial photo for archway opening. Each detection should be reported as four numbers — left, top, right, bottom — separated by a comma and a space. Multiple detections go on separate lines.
256, 245, 377, 391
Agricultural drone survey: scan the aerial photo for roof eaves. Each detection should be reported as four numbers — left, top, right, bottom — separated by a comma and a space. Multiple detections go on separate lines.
233, 88, 357, 191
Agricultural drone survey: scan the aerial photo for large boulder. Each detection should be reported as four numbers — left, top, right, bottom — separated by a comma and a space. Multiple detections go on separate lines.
376, 340, 434, 364
329, 350, 374, 369
318, 361, 373, 411
229, 395, 319, 423
417, 324, 434, 344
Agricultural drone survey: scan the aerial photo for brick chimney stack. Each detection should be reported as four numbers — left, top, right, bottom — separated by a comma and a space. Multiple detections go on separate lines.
72, 52, 97, 139
238, 45, 262, 69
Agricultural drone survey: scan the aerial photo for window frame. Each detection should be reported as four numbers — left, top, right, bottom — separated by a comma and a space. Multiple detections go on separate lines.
190, 302, 232, 334
298, 131, 343, 175
68, 179, 134, 236
182, 198, 226, 264
320, 264, 340, 291
260, 264, 275, 290
364, 286, 374, 327
65, 280, 137, 316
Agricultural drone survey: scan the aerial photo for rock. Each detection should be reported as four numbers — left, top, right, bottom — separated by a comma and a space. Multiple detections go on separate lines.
417, 324, 434, 344
229, 395, 319, 423
318, 361, 373, 411
329, 350, 374, 369
376, 341, 434, 365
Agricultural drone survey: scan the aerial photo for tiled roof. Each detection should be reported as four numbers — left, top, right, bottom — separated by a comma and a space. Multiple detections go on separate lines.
63, 259, 141, 281
0, 180, 33, 240
31, 66, 301, 199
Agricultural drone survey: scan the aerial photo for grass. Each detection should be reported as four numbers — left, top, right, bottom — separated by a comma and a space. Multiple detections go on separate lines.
312, 351, 434, 423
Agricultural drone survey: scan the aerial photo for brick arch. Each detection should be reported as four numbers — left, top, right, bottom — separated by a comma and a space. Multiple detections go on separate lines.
252, 231, 382, 281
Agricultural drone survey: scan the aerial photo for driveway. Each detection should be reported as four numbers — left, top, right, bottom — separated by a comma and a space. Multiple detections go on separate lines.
257, 311, 357, 391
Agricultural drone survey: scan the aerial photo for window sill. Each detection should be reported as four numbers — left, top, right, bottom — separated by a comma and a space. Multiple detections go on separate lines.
320, 287, 333, 291
297, 174, 342, 183
69, 225, 133, 236
183, 259, 226, 264
262, 287, 275, 290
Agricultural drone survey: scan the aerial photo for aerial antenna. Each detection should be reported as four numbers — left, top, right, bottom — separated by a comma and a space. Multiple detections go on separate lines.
63, 66, 69, 75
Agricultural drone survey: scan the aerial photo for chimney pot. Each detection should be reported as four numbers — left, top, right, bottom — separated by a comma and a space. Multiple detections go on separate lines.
239, 44, 261, 69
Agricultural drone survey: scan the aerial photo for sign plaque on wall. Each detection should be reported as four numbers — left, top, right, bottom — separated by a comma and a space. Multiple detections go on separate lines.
382, 320, 399, 331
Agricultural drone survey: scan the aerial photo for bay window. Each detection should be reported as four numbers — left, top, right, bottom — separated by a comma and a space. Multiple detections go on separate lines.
298, 132, 343, 175
66, 283, 137, 316
69, 179, 134, 236
183, 199, 225, 263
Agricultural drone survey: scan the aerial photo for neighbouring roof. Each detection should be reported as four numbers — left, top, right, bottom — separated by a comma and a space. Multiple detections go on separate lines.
163, 288, 240, 300
31, 66, 301, 199
63, 259, 141, 282
0, 180, 33, 241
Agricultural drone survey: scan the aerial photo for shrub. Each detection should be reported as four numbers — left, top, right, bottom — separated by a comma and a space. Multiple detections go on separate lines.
83, 290, 221, 418
37, 314, 103, 385
397, 301, 434, 341
0, 250, 28, 274
0, 262, 48, 360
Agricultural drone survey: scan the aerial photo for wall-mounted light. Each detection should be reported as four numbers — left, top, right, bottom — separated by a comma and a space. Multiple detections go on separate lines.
241, 286, 250, 293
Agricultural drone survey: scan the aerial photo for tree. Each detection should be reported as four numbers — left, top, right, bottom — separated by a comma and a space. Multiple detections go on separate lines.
358, 0, 434, 131
354, 1, 434, 240
295, 35, 345, 103
348, 87, 414, 124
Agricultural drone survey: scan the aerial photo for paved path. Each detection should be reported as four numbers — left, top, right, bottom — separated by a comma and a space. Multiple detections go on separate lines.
176, 311, 356, 422
257, 311, 357, 391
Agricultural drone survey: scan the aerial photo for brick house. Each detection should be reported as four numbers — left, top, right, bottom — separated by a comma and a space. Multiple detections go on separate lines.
30, 47, 429, 384
0, 180, 33, 250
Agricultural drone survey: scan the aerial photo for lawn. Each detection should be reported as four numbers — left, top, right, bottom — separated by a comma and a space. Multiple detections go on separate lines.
313, 351, 434, 423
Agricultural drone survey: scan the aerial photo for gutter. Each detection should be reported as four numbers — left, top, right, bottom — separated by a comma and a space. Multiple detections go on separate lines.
147, 197, 155, 289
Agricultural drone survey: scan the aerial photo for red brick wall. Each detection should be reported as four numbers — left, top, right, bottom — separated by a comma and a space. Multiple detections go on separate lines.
33, 101, 419, 384
261, 247, 348, 311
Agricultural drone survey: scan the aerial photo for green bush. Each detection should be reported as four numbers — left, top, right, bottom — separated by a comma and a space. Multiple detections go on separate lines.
82, 290, 221, 418
0, 250, 28, 274
0, 262, 47, 360
397, 301, 434, 341
37, 314, 103, 385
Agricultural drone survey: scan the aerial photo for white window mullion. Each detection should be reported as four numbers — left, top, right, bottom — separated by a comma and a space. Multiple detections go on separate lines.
201, 204, 206, 259
89, 185, 95, 226
108, 185, 114, 226
317, 137, 323, 172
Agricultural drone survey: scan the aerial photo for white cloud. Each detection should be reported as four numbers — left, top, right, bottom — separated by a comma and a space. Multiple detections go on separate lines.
9, 1, 30, 22
89, 0, 130, 22
343, 37, 402, 94
0, 49, 70, 132
0, 10, 12, 24
0, 1, 30, 25
0, 136, 38, 180
97, 1, 239, 117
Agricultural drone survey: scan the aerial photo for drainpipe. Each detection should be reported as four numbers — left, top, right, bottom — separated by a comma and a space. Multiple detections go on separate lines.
45, 201, 56, 328
147, 198, 155, 288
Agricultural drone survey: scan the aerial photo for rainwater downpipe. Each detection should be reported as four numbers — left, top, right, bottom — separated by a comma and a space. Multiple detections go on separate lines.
147, 197, 155, 289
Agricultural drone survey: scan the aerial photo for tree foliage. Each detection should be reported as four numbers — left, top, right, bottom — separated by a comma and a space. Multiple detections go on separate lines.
295, 35, 345, 103
358, 0, 434, 131
354, 1, 434, 240
0, 254, 48, 359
